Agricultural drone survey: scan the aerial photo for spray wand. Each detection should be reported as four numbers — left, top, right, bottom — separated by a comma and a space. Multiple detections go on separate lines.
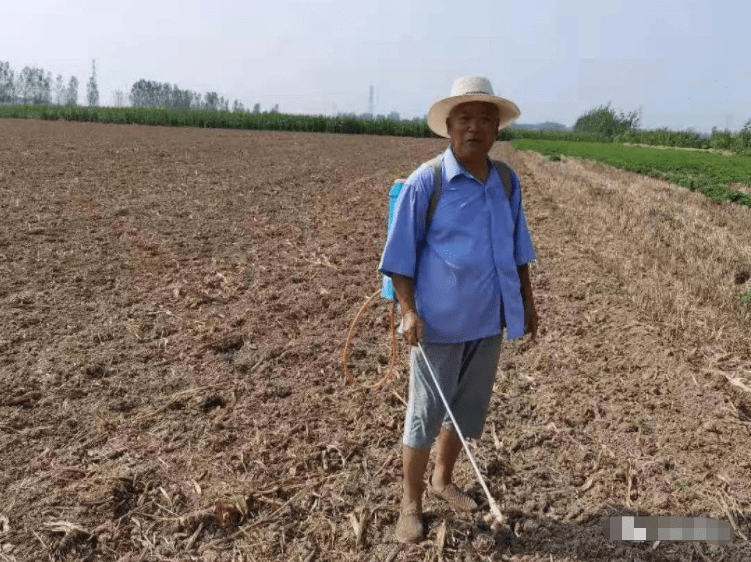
416, 342, 505, 527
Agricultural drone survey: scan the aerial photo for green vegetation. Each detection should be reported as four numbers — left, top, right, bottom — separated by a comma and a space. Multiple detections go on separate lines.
0, 104, 615, 139
511, 139, 751, 207
0, 104, 438, 136
573, 102, 640, 138
619, 127, 751, 153
0, 103, 629, 141
498, 128, 607, 143
570, 102, 751, 154
741, 290, 751, 306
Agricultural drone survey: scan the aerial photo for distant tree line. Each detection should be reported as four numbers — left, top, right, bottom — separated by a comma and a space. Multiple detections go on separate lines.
1, 59, 408, 119
0, 61, 78, 105
129, 79, 234, 111
0, 59, 250, 112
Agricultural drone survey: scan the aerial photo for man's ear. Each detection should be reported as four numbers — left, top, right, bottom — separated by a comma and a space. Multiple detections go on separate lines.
445, 117, 451, 135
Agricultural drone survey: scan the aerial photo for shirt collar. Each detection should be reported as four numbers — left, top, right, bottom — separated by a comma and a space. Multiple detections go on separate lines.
443, 146, 492, 183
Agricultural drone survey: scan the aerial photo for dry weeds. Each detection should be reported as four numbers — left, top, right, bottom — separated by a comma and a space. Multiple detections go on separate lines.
0, 120, 750, 561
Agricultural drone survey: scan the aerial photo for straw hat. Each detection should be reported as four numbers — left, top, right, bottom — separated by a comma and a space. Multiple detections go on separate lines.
427, 76, 520, 138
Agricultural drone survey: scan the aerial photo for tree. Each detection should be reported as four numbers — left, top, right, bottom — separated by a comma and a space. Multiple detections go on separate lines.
129, 79, 158, 107
0, 61, 15, 103
27, 69, 52, 104
65, 76, 79, 106
232, 99, 244, 112
573, 102, 639, 138
253, 103, 260, 114
157, 83, 170, 107
172, 85, 192, 108
126, 77, 231, 110
42, 71, 52, 104
1, 62, 54, 104
742, 119, 751, 133
270, 103, 279, 114
203, 91, 219, 110
15, 67, 32, 104
55, 74, 65, 105
87, 60, 99, 106
112, 90, 125, 107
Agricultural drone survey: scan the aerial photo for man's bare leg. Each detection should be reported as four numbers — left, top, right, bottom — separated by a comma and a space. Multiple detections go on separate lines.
431, 427, 462, 489
429, 427, 478, 511
402, 444, 431, 509
396, 444, 431, 543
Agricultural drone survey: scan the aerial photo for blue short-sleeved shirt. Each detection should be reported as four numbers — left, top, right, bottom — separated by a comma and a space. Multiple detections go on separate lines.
378, 146, 536, 343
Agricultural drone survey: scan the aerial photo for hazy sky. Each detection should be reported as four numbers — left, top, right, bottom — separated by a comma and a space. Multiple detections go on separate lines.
3, 0, 750, 133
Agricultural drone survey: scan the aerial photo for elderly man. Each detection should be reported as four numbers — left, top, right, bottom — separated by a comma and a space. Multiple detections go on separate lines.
378, 76, 538, 543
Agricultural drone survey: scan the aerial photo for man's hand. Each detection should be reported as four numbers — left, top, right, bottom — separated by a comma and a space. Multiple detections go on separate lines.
524, 299, 539, 341
391, 274, 421, 346
402, 310, 423, 347
518, 264, 538, 343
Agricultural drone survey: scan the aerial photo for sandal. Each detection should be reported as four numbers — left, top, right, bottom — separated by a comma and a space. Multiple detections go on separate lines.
427, 478, 478, 512
395, 506, 423, 543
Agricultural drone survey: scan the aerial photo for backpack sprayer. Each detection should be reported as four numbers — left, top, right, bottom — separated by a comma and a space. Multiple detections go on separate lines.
341, 156, 517, 527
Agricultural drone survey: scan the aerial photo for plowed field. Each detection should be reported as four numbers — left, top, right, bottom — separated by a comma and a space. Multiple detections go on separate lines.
1, 119, 750, 562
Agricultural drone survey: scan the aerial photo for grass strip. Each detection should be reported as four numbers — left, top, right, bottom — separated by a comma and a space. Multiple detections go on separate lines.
511, 139, 751, 208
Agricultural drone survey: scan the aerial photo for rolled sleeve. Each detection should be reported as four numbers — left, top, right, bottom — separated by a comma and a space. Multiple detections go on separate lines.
510, 172, 536, 266
378, 170, 431, 279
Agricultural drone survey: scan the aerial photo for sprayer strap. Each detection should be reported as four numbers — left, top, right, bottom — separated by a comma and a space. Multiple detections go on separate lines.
425, 156, 516, 233
426, 155, 445, 232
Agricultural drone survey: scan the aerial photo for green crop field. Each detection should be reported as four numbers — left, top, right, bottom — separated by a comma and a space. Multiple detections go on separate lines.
0, 104, 609, 142
0, 104, 437, 137
511, 139, 751, 207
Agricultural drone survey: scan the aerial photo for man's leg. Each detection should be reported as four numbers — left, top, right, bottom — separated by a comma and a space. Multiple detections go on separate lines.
396, 445, 431, 542
431, 427, 462, 490
397, 342, 460, 542
402, 342, 460, 505
402, 445, 431, 509
428, 427, 477, 511
428, 335, 502, 511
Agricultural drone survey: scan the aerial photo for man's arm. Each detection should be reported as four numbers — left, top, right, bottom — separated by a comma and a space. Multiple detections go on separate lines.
392, 274, 422, 346
392, 274, 416, 313
517, 264, 538, 340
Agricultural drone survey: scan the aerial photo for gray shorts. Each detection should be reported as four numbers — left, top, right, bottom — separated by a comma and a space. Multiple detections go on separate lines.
403, 335, 503, 449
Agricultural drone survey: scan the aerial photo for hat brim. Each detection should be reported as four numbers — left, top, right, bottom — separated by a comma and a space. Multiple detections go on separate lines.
427, 94, 521, 138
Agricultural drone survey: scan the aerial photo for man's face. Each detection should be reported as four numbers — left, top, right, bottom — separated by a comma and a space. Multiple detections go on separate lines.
446, 101, 500, 161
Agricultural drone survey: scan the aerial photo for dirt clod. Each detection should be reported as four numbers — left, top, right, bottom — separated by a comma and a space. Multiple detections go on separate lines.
199, 395, 226, 412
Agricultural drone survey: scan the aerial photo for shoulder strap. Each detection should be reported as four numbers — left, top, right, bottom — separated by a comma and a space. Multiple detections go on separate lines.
414, 155, 443, 256
491, 159, 515, 199
426, 155, 444, 231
